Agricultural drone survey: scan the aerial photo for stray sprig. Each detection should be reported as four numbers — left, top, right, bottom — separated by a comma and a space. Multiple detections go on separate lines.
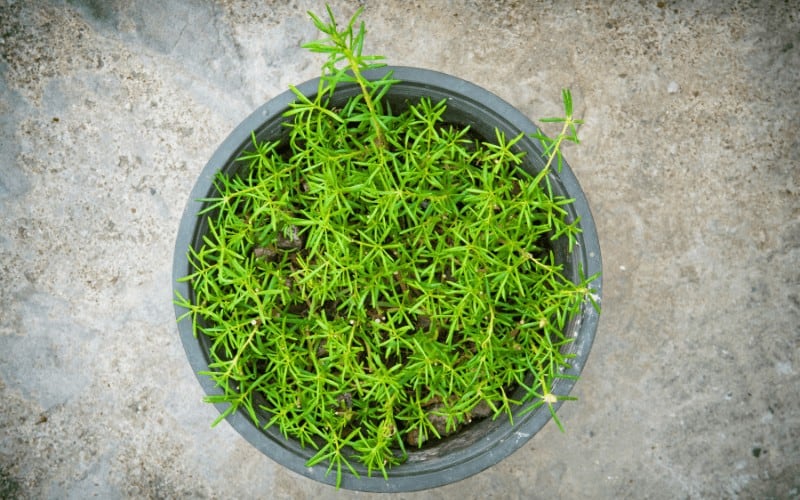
303, 5, 395, 148
533, 89, 583, 173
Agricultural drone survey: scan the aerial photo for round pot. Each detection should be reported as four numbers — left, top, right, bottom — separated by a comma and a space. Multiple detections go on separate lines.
173, 66, 602, 492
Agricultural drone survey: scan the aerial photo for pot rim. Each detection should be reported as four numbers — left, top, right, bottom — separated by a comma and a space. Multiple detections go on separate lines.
173, 66, 602, 492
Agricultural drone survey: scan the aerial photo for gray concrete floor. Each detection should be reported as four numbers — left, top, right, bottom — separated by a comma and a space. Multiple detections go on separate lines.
1, 0, 798, 498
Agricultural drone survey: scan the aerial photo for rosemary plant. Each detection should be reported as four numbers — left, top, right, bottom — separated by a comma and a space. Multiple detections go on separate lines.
176, 5, 599, 487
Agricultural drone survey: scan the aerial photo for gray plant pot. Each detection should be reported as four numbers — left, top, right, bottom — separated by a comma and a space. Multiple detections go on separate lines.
173, 66, 602, 492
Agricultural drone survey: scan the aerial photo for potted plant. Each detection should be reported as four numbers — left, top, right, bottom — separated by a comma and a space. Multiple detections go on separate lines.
173, 6, 601, 492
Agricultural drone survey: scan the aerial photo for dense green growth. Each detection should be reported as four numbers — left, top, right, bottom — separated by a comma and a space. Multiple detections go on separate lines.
176, 6, 598, 486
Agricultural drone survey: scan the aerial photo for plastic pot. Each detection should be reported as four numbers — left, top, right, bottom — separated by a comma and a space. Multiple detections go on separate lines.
173, 66, 602, 492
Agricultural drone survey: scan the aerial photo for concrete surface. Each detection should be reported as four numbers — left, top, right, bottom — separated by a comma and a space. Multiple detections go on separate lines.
1, 0, 798, 498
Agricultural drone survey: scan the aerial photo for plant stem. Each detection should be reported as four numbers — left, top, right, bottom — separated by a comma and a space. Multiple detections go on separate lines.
345, 53, 386, 148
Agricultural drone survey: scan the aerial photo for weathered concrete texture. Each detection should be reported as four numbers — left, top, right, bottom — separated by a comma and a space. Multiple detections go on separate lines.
0, 0, 798, 497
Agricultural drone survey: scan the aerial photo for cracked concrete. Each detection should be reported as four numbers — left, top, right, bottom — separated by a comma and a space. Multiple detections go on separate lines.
1, 0, 798, 498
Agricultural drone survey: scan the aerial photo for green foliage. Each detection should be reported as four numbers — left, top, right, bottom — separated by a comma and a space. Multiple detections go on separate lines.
176, 5, 599, 487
